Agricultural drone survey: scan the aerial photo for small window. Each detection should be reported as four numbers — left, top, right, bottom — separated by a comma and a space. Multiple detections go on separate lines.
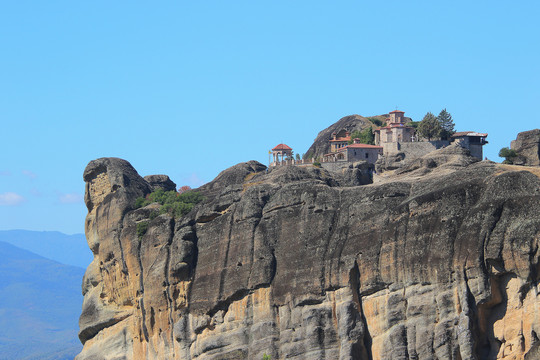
365, 153, 369, 158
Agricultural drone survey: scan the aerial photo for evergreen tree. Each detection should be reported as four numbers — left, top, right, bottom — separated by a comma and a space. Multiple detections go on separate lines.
417, 112, 442, 141
359, 127, 375, 144
348, 130, 362, 144
348, 127, 374, 145
437, 108, 455, 140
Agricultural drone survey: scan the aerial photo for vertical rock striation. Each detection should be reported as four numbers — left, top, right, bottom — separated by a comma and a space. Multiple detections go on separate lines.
77, 149, 540, 360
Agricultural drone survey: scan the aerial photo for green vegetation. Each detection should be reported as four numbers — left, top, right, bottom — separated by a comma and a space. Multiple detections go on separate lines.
499, 147, 518, 164
262, 354, 271, 360
349, 130, 361, 143
136, 221, 149, 238
408, 121, 420, 129
313, 160, 322, 167
349, 127, 374, 145
368, 117, 383, 127
417, 112, 442, 141
417, 109, 455, 141
437, 108, 455, 140
149, 210, 158, 220
135, 188, 204, 218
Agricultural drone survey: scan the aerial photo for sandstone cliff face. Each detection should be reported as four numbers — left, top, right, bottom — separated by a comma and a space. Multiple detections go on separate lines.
77, 150, 540, 360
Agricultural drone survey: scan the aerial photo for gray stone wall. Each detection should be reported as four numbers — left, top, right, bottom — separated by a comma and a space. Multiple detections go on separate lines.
320, 161, 350, 173
345, 148, 381, 164
382, 142, 399, 154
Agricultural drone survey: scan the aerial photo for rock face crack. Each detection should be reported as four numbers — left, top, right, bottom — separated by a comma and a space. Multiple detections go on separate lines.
136, 232, 150, 342
217, 213, 236, 303
349, 260, 373, 360
163, 220, 175, 357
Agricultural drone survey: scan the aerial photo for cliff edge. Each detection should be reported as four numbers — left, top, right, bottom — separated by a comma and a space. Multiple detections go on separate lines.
76, 146, 540, 359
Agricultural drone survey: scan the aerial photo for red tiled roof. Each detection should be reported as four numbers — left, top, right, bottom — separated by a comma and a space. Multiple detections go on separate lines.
389, 110, 405, 113
272, 143, 293, 151
452, 131, 488, 138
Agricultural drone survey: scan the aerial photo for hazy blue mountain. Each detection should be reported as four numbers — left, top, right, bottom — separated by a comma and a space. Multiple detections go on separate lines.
0, 230, 92, 268
0, 241, 84, 360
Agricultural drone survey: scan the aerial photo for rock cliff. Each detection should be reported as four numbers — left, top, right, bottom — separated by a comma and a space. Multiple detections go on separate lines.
511, 129, 540, 166
77, 148, 540, 360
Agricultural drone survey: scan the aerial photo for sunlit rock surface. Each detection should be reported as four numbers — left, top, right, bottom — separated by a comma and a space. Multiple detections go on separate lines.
76, 149, 540, 360
511, 129, 540, 166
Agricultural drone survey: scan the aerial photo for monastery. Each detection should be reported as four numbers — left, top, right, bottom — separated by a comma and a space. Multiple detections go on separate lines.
270, 109, 488, 168
323, 132, 382, 165
374, 110, 415, 145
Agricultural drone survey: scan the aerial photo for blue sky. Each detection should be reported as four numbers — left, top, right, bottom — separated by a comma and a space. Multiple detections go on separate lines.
1, 1, 539, 234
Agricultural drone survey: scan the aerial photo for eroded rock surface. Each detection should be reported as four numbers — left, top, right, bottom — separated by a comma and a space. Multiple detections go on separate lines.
77, 155, 540, 360
511, 129, 540, 166
144, 175, 177, 192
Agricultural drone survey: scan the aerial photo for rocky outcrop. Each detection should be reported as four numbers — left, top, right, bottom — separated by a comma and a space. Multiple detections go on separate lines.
394, 143, 481, 175
375, 143, 479, 176
77, 153, 540, 360
375, 141, 452, 174
375, 152, 406, 173
144, 175, 177, 192
511, 129, 540, 166
327, 160, 374, 187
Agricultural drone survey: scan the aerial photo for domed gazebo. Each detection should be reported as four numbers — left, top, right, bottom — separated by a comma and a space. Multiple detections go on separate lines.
271, 143, 293, 165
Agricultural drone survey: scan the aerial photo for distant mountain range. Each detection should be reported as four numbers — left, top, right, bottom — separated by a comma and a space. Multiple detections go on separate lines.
0, 239, 84, 360
0, 230, 92, 268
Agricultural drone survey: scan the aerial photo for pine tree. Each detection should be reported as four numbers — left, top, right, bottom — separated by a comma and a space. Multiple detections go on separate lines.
417, 112, 442, 141
437, 108, 455, 140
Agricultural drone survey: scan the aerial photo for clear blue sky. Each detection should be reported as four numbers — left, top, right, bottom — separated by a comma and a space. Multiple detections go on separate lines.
1, 1, 539, 234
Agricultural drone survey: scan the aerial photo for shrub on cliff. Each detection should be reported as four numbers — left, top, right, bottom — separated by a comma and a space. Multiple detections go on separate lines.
499, 147, 518, 164
135, 188, 203, 218
136, 221, 149, 238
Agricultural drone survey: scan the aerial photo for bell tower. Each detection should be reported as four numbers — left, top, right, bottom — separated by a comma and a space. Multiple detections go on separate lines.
389, 110, 405, 124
